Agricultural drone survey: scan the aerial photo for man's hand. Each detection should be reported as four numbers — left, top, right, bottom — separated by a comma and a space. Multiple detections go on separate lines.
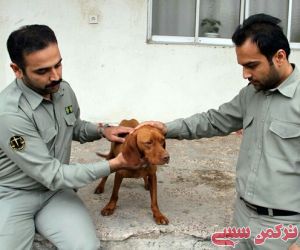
289, 243, 300, 250
133, 121, 167, 135
103, 126, 133, 143
108, 152, 144, 172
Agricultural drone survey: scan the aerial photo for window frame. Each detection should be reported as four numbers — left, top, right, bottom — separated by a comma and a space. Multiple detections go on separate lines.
147, 0, 300, 49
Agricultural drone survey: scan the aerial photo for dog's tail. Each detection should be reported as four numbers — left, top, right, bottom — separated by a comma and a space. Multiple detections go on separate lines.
96, 151, 115, 160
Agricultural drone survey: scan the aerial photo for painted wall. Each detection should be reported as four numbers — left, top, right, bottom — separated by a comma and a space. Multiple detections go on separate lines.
1, 0, 300, 123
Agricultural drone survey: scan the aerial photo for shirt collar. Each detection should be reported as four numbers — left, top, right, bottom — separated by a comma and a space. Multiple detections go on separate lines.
275, 64, 300, 98
16, 79, 64, 110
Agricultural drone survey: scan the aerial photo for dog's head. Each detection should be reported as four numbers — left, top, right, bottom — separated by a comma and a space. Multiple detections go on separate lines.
122, 125, 170, 166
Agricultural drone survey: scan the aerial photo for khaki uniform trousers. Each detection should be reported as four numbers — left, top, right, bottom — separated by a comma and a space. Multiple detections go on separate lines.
0, 187, 100, 250
231, 197, 300, 250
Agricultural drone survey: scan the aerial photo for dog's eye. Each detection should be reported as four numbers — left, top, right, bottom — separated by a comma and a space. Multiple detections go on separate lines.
144, 140, 153, 145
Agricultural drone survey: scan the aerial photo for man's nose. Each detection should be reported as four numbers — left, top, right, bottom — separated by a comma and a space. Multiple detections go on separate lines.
243, 67, 252, 79
49, 68, 60, 81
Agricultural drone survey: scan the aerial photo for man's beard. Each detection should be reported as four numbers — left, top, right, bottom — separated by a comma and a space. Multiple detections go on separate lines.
23, 76, 62, 97
249, 65, 281, 92
45, 79, 62, 89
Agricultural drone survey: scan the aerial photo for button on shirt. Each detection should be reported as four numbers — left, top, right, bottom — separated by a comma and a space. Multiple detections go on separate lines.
166, 65, 300, 212
0, 79, 110, 191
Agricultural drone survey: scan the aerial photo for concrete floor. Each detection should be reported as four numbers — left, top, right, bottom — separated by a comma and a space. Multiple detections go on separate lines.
33, 134, 242, 249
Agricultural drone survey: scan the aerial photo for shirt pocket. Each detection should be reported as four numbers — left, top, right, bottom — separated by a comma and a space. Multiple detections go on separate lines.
269, 121, 300, 139
40, 127, 57, 144
64, 113, 76, 126
268, 120, 300, 159
39, 127, 57, 153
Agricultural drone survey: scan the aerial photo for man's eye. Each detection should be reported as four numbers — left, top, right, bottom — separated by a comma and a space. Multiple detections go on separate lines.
55, 63, 62, 69
35, 69, 47, 75
247, 64, 258, 69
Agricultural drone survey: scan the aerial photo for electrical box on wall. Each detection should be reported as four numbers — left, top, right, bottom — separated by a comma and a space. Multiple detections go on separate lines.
89, 15, 98, 24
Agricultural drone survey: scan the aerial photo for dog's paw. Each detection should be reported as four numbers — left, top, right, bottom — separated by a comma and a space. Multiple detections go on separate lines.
101, 209, 114, 216
101, 204, 116, 216
154, 213, 169, 225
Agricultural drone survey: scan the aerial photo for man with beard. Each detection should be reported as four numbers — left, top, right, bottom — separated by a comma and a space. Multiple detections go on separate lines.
0, 25, 141, 249
137, 14, 300, 249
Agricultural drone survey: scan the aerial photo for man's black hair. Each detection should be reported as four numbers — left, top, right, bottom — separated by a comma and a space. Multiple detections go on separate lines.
232, 13, 290, 61
7, 24, 57, 70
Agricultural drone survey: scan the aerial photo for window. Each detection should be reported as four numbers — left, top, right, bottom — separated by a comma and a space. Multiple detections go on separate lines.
147, 0, 300, 49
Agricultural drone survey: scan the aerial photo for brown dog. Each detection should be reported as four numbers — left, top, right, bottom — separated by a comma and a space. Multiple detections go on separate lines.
94, 119, 170, 224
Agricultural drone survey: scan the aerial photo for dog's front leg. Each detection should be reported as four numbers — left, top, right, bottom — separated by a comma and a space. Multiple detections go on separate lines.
148, 173, 169, 225
101, 172, 123, 216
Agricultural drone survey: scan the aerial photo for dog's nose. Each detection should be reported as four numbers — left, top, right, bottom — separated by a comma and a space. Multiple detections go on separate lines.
163, 154, 170, 163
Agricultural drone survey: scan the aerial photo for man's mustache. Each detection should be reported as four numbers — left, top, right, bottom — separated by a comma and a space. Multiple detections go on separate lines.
45, 79, 62, 88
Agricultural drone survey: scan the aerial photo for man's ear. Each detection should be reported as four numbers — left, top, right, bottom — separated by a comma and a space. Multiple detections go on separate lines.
122, 133, 142, 166
273, 49, 286, 66
10, 63, 24, 79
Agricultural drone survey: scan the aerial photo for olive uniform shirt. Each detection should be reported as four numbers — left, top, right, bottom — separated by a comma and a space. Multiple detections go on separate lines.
166, 64, 300, 213
0, 79, 110, 191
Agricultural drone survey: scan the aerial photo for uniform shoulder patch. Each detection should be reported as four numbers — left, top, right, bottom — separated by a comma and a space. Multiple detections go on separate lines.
10, 136, 25, 151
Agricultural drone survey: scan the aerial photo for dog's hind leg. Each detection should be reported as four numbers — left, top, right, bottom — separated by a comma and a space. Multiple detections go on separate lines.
94, 176, 109, 194
143, 176, 150, 190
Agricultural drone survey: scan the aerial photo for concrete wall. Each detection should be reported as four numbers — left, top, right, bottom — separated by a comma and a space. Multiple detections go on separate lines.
1, 0, 300, 123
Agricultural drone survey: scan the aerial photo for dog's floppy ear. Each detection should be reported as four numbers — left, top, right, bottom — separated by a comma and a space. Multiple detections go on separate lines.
122, 132, 142, 165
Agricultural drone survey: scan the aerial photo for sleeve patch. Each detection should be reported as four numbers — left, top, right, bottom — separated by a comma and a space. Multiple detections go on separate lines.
10, 136, 26, 151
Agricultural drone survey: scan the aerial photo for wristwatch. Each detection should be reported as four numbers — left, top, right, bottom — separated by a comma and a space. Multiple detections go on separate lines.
97, 123, 111, 138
